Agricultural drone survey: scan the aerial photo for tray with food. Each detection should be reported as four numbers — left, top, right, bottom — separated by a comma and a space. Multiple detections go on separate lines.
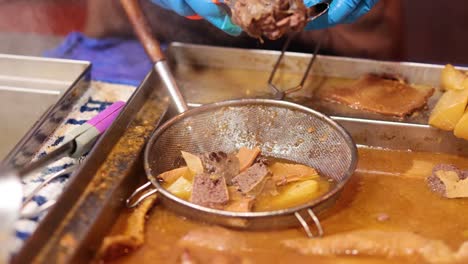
13, 41, 468, 264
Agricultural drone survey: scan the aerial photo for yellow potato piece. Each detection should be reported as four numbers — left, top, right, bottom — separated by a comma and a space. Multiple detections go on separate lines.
441, 64, 467, 91
261, 180, 319, 211
159, 167, 193, 186
454, 110, 468, 140
181, 151, 204, 174
429, 89, 468, 131
167, 176, 192, 200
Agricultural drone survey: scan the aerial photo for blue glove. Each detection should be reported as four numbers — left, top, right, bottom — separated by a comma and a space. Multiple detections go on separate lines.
305, 0, 379, 30
149, 0, 242, 36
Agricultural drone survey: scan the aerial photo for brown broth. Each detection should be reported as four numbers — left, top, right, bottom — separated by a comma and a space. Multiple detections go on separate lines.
103, 147, 468, 264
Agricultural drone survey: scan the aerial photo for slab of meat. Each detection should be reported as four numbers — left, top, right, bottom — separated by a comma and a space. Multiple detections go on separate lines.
199, 151, 240, 185
190, 173, 229, 208
316, 74, 435, 117
231, 163, 269, 194
283, 229, 468, 264
427, 164, 468, 198
225, 0, 308, 40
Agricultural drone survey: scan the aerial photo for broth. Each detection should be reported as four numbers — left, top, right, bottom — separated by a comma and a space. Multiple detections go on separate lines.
101, 147, 468, 263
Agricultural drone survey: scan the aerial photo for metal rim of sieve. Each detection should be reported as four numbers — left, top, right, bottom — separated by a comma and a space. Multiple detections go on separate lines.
127, 98, 357, 235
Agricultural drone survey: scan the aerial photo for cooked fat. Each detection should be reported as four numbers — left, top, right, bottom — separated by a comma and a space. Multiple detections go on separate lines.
97, 194, 157, 261
283, 229, 468, 263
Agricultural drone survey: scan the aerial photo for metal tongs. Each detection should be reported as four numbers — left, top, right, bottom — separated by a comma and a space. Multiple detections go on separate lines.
268, 0, 331, 99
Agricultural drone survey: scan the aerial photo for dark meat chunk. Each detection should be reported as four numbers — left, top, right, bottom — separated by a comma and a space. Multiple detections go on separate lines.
199, 151, 240, 185
231, 163, 269, 194
316, 74, 435, 117
225, 0, 308, 40
427, 164, 468, 198
190, 173, 229, 208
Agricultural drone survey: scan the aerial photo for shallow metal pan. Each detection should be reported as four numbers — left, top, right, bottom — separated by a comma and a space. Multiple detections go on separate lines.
13, 43, 468, 263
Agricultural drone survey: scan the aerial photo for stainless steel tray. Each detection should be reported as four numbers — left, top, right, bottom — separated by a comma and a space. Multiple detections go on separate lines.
13, 43, 468, 263
0, 54, 91, 167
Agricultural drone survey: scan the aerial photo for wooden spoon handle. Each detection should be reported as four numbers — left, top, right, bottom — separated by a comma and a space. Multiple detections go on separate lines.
120, 0, 165, 62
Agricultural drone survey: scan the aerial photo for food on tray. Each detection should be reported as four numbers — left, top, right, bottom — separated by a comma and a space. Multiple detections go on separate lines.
97, 193, 157, 261
283, 229, 468, 263
159, 147, 331, 212
427, 164, 468, 198
454, 109, 468, 140
429, 64, 468, 136
429, 89, 468, 131
225, 0, 308, 40
441, 64, 468, 91
315, 74, 435, 117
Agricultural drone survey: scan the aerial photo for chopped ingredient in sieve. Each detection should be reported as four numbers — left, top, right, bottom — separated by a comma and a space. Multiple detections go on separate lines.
181, 151, 204, 174
190, 173, 229, 208
199, 151, 240, 184
158, 166, 192, 185
232, 163, 269, 194
236, 147, 261, 172
269, 162, 319, 186
167, 176, 192, 200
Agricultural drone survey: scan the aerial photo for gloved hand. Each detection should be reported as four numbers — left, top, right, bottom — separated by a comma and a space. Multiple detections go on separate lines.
305, 0, 379, 30
149, 0, 242, 36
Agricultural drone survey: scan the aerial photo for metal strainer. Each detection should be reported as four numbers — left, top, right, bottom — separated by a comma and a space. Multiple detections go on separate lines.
121, 0, 356, 237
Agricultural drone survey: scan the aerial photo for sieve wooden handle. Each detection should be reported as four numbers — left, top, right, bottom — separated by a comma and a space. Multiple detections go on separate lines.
120, 0, 165, 63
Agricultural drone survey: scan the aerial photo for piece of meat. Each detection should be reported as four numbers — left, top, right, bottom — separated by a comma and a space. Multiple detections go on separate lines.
427, 164, 468, 198
315, 74, 435, 117
97, 194, 157, 261
236, 147, 261, 172
232, 163, 269, 194
282, 229, 459, 264
199, 151, 240, 185
269, 162, 319, 186
224, 186, 254, 212
225, 0, 308, 40
190, 173, 229, 208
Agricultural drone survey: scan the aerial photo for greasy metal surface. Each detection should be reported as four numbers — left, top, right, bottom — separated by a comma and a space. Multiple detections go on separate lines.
334, 117, 468, 156
167, 43, 468, 156
0, 54, 91, 166
145, 99, 357, 229
13, 72, 169, 264
167, 43, 468, 124
16, 43, 468, 263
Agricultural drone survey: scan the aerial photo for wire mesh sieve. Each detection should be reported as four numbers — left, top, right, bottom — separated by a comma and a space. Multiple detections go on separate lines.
136, 99, 357, 235
121, 0, 357, 236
